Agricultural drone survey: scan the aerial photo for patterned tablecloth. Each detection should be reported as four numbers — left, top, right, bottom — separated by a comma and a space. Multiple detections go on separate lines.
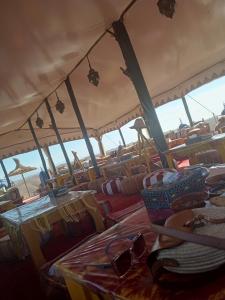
55, 207, 225, 300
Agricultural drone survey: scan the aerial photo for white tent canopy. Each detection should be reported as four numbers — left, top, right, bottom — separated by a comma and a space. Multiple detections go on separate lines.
1, 0, 225, 158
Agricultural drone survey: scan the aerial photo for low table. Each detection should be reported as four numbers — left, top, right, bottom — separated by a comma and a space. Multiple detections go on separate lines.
55, 207, 156, 300
100, 155, 148, 179
165, 133, 225, 167
55, 206, 225, 300
1, 190, 104, 268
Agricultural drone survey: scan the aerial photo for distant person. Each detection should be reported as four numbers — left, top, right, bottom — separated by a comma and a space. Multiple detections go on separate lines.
179, 123, 189, 129
39, 170, 49, 187
179, 118, 189, 130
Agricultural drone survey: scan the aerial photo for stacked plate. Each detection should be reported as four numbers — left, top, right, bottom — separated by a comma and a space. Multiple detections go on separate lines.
206, 164, 225, 186
157, 207, 225, 274
210, 194, 225, 206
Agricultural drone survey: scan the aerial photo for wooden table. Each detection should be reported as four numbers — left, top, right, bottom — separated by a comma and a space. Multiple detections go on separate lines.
164, 133, 225, 168
55, 207, 225, 300
1, 190, 104, 269
100, 155, 148, 179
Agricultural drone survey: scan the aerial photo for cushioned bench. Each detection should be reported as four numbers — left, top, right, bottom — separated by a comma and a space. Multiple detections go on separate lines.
105, 201, 144, 227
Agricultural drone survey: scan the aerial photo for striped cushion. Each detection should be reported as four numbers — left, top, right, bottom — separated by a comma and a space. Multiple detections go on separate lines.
143, 169, 178, 188
101, 178, 123, 195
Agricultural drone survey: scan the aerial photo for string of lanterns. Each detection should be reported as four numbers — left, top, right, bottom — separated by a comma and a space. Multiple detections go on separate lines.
33, 0, 175, 129
35, 92, 65, 128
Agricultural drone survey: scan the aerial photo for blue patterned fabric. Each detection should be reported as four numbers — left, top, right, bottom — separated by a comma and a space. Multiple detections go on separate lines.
142, 167, 207, 210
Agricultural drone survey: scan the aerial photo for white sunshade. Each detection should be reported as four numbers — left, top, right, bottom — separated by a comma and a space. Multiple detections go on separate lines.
1, 0, 225, 158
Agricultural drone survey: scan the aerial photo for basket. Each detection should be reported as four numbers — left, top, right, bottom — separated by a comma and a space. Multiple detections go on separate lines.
142, 167, 208, 223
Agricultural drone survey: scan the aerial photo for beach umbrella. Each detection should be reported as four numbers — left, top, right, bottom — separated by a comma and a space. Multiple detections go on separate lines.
8, 158, 37, 197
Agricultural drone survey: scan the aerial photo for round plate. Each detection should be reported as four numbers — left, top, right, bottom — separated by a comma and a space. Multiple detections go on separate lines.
210, 196, 225, 207
206, 174, 225, 186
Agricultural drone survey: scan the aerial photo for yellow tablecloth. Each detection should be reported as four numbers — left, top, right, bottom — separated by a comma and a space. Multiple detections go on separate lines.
1, 190, 103, 268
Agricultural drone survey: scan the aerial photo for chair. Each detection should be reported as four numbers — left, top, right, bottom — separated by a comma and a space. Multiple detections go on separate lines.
81, 194, 105, 233
0, 187, 23, 206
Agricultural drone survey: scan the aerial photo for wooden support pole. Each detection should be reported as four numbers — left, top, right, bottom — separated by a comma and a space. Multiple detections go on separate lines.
45, 99, 73, 176
0, 159, 11, 188
28, 119, 50, 179
112, 20, 168, 167
182, 96, 193, 127
118, 127, 126, 147
65, 77, 100, 177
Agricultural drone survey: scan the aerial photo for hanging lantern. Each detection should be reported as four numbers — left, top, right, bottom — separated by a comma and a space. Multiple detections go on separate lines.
87, 56, 100, 86
120, 66, 131, 80
55, 92, 65, 114
36, 112, 44, 128
157, 0, 176, 18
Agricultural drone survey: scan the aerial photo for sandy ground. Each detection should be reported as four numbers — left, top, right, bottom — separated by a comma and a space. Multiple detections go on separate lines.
14, 173, 41, 199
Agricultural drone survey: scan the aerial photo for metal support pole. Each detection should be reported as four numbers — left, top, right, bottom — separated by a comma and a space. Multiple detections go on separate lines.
0, 159, 11, 188
45, 99, 73, 176
28, 119, 50, 179
112, 20, 168, 167
118, 127, 126, 147
182, 96, 193, 127
43, 146, 57, 176
65, 77, 100, 177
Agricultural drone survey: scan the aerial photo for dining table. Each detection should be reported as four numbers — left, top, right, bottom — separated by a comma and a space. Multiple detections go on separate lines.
54, 206, 225, 300
0, 190, 104, 268
100, 155, 148, 179
164, 133, 225, 168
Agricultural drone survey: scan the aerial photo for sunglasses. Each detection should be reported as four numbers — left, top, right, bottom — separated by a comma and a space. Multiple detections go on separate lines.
88, 233, 147, 277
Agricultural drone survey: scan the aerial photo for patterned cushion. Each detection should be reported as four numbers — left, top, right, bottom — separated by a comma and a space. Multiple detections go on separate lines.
101, 178, 123, 195
143, 169, 178, 189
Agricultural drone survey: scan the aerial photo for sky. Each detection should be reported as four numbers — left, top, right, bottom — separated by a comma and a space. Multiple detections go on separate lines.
2, 75, 225, 183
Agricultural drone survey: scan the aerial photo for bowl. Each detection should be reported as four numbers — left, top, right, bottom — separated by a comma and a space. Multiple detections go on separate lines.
206, 174, 225, 186
171, 191, 208, 212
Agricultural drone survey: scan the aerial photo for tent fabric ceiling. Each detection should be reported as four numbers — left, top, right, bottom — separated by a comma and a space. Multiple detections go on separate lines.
1, 0, 225, 158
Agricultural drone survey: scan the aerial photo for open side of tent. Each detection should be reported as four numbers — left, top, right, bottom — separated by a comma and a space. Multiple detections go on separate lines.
1, 0, 225, 157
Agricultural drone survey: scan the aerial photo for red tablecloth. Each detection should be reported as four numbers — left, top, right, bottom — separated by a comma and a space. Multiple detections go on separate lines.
56, 207, 225, 300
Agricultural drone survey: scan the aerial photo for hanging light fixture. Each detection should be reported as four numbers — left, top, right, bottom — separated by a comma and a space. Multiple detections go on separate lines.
35, 112, 44, 128
157, 0, 176, 18
120, 66, 131, 80
87, 56, 100, 86
55, 91, 65, 114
